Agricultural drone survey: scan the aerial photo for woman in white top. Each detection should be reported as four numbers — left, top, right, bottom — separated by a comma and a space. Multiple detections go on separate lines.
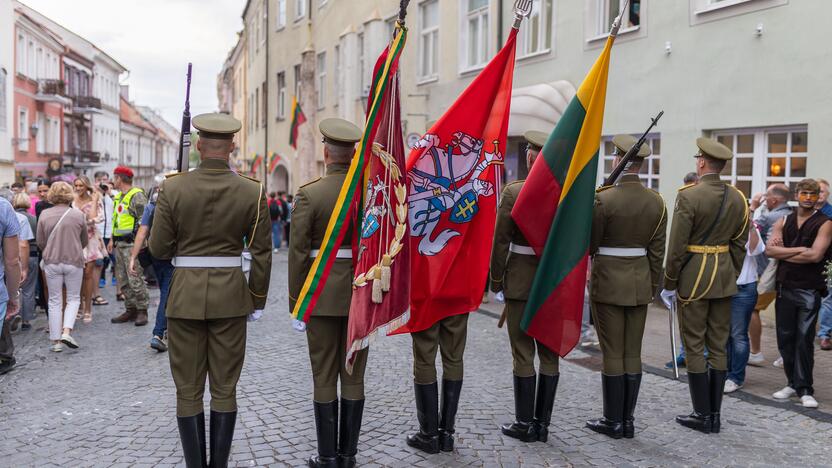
724, 223, 765, 393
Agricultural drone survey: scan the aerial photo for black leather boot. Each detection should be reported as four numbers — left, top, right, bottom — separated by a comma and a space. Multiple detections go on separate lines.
676, 371, 712, 434
438, 379, 463, 452
406, 382, 440, 454
501, 375, 537, 442
177, 413, 207, 468
337, 398, 364, 468
533, 373, 558, 443
586, 374, 625, 439
309, 401, 338, 468
208, 410, 236, 468
709, 369, 726, 434
623, 374, 642, 439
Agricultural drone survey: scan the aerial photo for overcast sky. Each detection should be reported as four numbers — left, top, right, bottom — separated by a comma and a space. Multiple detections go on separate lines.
23, 0, 244, 126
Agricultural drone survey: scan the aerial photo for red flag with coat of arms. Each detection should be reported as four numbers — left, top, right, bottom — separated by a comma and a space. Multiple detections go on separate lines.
391, 28, 518, 334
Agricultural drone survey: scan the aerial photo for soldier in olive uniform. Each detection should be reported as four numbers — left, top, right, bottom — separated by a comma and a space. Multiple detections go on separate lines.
489, 130, 559, 443
661, 138, 749, 434
288, 118, 367, 468
149, 113, 272, 468
585, 135, 667, 439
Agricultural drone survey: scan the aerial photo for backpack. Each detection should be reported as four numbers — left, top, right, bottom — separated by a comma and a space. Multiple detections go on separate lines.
269, 199, 282, 221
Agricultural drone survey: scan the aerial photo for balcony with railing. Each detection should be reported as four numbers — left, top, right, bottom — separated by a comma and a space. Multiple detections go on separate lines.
72, 95, 103, 114
36, 80, 70, 104
65, 149, 101, 166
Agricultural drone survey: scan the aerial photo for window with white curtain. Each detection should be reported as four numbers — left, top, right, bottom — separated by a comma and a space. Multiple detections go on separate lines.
460, 0, 490, 71
277, 72, 286, 119
594, 0, 641, 36
295, 0, 307, 20
18, 107, 29, 151
418, 0, 439, 80
316, 52, 326, 109
36, 112, 45, 153
520, 0, 553, 57
0, 69, 6, 131
277, 0, 287, 28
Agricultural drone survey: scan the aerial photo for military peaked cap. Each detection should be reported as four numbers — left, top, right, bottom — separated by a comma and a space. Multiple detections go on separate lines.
320, 118, 362, 146
524, 130, 549, 151
193, 113, 241, 140
612, 134, 651, 158
695, 137, 733, 161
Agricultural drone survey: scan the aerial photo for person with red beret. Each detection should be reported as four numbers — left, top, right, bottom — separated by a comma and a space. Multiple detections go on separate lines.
108, 165, 150, 326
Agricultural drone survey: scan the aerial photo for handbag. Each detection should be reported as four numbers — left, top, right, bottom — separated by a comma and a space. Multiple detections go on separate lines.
40, 208, 72, 270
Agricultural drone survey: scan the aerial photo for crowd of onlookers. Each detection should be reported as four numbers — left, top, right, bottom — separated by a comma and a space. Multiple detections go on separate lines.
0, 167, 174, 375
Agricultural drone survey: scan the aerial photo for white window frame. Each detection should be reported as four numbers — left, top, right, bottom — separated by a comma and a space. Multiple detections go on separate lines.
316, 52, 326, 110
585, 0, 645, 45
519, 0, 554, 59
295, 0, 307, 21
276, 71, 287, 120
276, 0, 287, 29
294, 64, 301, 98
0, 68, 6, 132
418, 0, 440, 82
459, 0, 490, 73
690, 0, 788, 26
357, 32, 367, 96
36, 112, 45, 153
18, 107, 29, 151
16, 34, 26, 77
333, 45, 341, 107
711, 125, 809, 199
597, 134, 662, 190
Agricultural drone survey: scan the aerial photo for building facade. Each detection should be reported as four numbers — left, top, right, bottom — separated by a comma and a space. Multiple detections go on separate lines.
120, 92, 158, 189
243, 0, 269, 183
0, 0, 14, 185
223, 0, 832, 202
217, 31, 248, 174
92, 51, 127, 174
136, 105, 179, 175
13, 8, 68, 180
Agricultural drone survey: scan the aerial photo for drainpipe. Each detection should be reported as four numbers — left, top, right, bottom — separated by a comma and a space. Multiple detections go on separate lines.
264, 0, 270, 192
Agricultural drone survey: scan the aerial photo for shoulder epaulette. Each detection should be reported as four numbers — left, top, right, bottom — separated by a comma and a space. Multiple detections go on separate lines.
164, 172, 183, 179
677, 183, 696, 193
595, 185, 614, 193
299, 177, 321, 190
505, 180, 524, 188
237, 173, 261, 184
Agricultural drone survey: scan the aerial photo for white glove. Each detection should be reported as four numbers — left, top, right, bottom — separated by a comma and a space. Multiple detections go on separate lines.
248, 309, 263, 322
292, 318, 307, 332
660, 289, 677, 309
494, 291, 505, 304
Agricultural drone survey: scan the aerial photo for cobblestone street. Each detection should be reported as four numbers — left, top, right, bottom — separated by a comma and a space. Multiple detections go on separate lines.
2, 252, 832, 467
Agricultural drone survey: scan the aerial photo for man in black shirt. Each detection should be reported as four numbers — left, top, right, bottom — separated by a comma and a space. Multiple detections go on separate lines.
766, 178, 832, 408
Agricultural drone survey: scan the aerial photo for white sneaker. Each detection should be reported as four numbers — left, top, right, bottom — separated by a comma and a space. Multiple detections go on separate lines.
724, 380, 742, 393
50, 343, 63, 352
747, 352, 765, 366
60, 334, 79, 349
801, 395, 819, 408
273, 248, 279, 253
773, 386, 796, 399
773, 357, 784, 368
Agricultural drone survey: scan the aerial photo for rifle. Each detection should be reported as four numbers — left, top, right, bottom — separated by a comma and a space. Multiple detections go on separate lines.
177, 63, 193, 173
603, 110, 663, 186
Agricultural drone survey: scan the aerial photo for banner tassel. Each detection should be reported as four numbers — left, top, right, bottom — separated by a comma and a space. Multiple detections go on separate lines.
380, 254, 392, 292
372, 267, 383, 304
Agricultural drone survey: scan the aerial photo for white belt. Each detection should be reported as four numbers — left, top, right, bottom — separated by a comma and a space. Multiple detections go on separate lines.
172, 256, 243, 268
597, 247, 647, 257
509, 243, 535, 256
310, 248, 352, 259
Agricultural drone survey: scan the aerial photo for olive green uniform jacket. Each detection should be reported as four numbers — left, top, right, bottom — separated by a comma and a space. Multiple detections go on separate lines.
489, 180, 538, 299
149, 158, 272, 319
664, 173, 749, 300
590, 174, 667, 305
288, 164, 353, 316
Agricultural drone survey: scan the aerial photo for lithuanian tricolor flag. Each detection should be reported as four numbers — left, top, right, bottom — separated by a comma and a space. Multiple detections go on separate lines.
289, 97, 306, 149
267, 152, 281, 175
291, 22, 408, 323
511, 34, 616, 357
249, 153, 263, 177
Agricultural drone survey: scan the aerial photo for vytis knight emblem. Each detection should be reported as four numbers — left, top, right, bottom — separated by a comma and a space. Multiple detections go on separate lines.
408, 131, 502, 256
